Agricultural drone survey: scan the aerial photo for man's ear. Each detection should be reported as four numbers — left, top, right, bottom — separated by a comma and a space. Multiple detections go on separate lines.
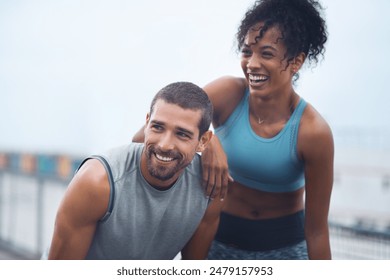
196, 131, 213, 153
145, 113, 150, 124
143, 113, 150, 133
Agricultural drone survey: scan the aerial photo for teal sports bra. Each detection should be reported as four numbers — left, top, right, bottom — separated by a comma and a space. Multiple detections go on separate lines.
215, 89, 306, 193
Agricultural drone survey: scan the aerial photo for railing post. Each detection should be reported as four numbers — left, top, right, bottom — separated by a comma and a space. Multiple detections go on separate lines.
0, 172, 3, 241
37, 177, 44, 256
8, 174, 16, 245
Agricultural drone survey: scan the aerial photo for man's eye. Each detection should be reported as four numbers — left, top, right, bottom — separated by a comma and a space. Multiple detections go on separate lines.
177, 132, 190, 139
151, 125, 163, 130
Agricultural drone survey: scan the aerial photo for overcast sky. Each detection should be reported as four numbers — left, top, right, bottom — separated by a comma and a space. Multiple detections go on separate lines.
1, 0, 389, 155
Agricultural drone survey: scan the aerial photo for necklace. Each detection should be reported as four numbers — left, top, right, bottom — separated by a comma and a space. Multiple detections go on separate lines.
251, 94, 297, 125
256, 116, 265, 125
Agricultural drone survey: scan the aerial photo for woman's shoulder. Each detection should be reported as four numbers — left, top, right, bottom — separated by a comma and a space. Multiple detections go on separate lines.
301, 102, 332, 135
203, 76, 247, 127
298, 101, 334, 156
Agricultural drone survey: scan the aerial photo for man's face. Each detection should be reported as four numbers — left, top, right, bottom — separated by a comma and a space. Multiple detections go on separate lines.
141, 100, 208, 189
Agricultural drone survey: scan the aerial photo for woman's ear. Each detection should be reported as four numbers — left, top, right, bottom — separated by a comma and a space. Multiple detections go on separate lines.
292, 52, 306, 73
196, 131, 213, 153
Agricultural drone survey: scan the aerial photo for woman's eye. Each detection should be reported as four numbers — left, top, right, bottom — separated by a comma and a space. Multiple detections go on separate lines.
241, 48, 252, 56
262, 52, 274, 58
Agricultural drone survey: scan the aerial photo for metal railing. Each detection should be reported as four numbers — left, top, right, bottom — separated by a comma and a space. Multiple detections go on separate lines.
330, 222, 390, 259
0, 152, 83, 259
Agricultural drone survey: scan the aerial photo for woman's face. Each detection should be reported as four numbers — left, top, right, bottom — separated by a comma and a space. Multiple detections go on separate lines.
240, 23, 296, 98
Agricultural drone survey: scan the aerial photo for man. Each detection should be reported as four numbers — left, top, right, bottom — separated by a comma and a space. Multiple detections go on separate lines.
46, 82, 222, 259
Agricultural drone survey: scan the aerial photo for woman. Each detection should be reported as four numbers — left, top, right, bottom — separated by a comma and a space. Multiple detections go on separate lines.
203, 0, 333, 259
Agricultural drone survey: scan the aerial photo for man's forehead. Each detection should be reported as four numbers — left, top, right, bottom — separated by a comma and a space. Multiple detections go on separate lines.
152, 99, 199, 114
151, 100, 201, 130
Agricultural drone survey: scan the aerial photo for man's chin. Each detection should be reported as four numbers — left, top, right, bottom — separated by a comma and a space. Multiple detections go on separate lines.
152, 174, 174, 181
148, 167, 176, 182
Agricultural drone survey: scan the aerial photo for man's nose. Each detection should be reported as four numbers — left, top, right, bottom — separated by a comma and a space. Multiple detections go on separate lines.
157, 133, 175, 151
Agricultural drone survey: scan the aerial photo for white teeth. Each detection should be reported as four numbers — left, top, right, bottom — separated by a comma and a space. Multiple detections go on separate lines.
249, 74, 267, 82
155, 153, 174, 162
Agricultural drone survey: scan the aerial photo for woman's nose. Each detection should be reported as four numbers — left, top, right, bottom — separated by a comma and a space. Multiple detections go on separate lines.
247, 55, 260, 69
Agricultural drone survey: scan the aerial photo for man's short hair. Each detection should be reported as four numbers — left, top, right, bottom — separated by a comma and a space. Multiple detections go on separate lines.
150, 82, 213, 137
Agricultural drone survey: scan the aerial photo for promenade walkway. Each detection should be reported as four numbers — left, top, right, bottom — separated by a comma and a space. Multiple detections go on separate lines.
0, 243, 38, 260
0, 248, 24, 260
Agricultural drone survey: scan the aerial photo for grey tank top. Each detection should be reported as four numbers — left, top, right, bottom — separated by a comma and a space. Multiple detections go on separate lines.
84, 143, 209, 259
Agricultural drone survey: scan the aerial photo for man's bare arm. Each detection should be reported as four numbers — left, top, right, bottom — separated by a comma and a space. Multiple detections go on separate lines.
181, 199, 224, 259
48, 159, 110, 259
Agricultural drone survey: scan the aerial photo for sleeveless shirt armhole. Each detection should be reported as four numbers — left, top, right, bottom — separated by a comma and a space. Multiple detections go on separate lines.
215, 88, 249, 139
76, 155, 116, 222
289, 99, 307, 163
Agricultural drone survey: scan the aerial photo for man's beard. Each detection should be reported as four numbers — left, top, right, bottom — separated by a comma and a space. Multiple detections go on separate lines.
145, 146, 186, 181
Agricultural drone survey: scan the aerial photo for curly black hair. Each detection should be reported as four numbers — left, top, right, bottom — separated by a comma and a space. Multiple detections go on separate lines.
237, 0, 327, 68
